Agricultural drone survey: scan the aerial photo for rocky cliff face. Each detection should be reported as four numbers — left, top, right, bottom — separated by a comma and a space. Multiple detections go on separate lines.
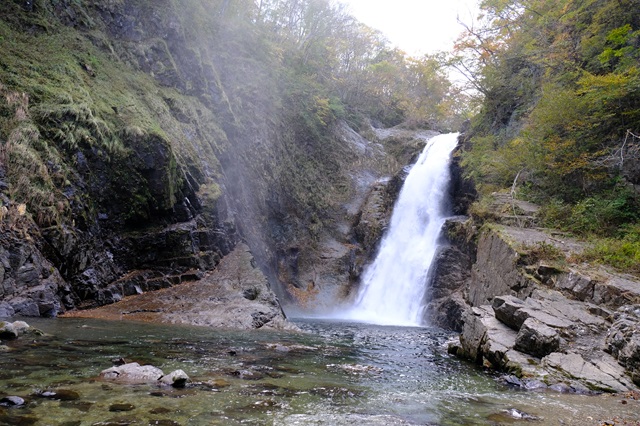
0, 0, 243, 317
0, 0, 421, 323
432, 190, 640, 392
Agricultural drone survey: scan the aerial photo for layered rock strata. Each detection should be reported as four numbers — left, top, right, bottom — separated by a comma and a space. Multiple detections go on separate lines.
438, 217, 640, 392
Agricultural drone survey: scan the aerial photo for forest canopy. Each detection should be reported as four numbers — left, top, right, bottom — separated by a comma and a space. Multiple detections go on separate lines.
453, 0, 640, 238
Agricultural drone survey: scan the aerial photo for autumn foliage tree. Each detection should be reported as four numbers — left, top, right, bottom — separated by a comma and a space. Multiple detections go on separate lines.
455, 0, 640, 236
252, 0, 470, 129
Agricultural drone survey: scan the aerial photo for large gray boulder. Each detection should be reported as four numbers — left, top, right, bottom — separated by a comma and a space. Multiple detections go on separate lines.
159, 369, 189, 388
458, 306, 518, 369
0, 320, 32, 340
492, 295, 527, 330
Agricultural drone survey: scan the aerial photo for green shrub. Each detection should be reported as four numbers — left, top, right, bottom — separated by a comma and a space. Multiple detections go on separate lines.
540, 187, 638, 236
577, 224, 640, 275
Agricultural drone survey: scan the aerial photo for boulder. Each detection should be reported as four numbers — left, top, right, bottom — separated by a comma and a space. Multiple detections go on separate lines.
0, 302, 14, 318
492, 295, 527, 330
458, 306, 518, 369
593, 277, 640, 308
99, 362, 164, 384
12, 320, 30, 335
100, 362, 190, 387
0, 396, 25, 407
514, 318, 560, 358
159, 369, 190, 388
0, 320, 38, 340
492, 290, 606, 339
555, 271, 595, 301
0, 321, 17, 339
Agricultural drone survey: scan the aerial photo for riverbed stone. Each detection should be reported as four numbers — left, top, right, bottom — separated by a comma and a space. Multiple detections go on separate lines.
159, 369, 189, 388
514, 317, 560, 358
0, 321, 17, 339
0, 396, 25, 407
99, 362, 164, 384
12, 320, 30, 335
109, 403, 135, 412
35, 389, 81, 401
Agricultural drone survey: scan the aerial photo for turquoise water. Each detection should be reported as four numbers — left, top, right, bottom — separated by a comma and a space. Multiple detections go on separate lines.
0, 318, 638, 425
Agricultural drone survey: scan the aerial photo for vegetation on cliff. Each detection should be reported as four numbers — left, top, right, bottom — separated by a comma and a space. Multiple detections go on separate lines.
454, 0, 640, 274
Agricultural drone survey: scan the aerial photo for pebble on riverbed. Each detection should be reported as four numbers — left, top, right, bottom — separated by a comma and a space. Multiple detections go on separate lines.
486, 408, 541, 422
109, 403, 135, 412
33, 389, 80, 401
326, 363, 383, 375
0, 396, 26, 407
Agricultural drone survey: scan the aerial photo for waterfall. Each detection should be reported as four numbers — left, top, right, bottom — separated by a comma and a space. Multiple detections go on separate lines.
345, 132, 460, 326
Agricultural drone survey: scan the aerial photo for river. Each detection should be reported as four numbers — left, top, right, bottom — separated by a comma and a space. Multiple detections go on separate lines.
1, 317, 637, 425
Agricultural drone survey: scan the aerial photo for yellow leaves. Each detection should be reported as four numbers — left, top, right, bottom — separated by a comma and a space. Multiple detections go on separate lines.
312, 96, 332, 126
577, 67, 639, 100
16, 203, 26, 216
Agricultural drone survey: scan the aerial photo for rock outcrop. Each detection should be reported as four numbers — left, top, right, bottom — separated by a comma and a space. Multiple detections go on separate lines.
64, 244, 292, 330
435, 191, 640, 391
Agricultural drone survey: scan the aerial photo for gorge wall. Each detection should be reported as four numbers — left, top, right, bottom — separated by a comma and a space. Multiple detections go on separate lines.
0, 0, 417, 321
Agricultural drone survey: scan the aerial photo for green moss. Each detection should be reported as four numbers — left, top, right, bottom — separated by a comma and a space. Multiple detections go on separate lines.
0, 4, 231, 228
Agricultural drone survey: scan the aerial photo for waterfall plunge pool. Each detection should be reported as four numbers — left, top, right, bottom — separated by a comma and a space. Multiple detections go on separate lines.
1, 317, 637, 425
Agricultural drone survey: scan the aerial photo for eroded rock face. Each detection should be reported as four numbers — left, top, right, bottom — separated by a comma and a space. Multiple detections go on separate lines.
64, 244, 293, 331
436, 218, 640, 392
607, 305, 640, 386
0, 233, 66, 317
468, 229, 537, 306
425, 242, 471, 332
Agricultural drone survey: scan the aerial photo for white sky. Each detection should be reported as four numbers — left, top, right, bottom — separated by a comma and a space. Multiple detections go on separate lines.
339, 0, 479, 56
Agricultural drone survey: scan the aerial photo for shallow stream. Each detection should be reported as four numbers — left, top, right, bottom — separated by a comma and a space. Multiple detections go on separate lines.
1, 318, 638, 425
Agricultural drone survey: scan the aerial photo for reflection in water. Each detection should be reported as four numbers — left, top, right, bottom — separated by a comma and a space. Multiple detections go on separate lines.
0, 317, 637, 425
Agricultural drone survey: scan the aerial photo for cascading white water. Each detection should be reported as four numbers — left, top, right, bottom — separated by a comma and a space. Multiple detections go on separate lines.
345, 132, 460, 326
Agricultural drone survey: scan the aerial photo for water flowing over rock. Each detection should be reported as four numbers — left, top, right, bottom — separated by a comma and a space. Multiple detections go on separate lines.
344, 133, 459, 326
